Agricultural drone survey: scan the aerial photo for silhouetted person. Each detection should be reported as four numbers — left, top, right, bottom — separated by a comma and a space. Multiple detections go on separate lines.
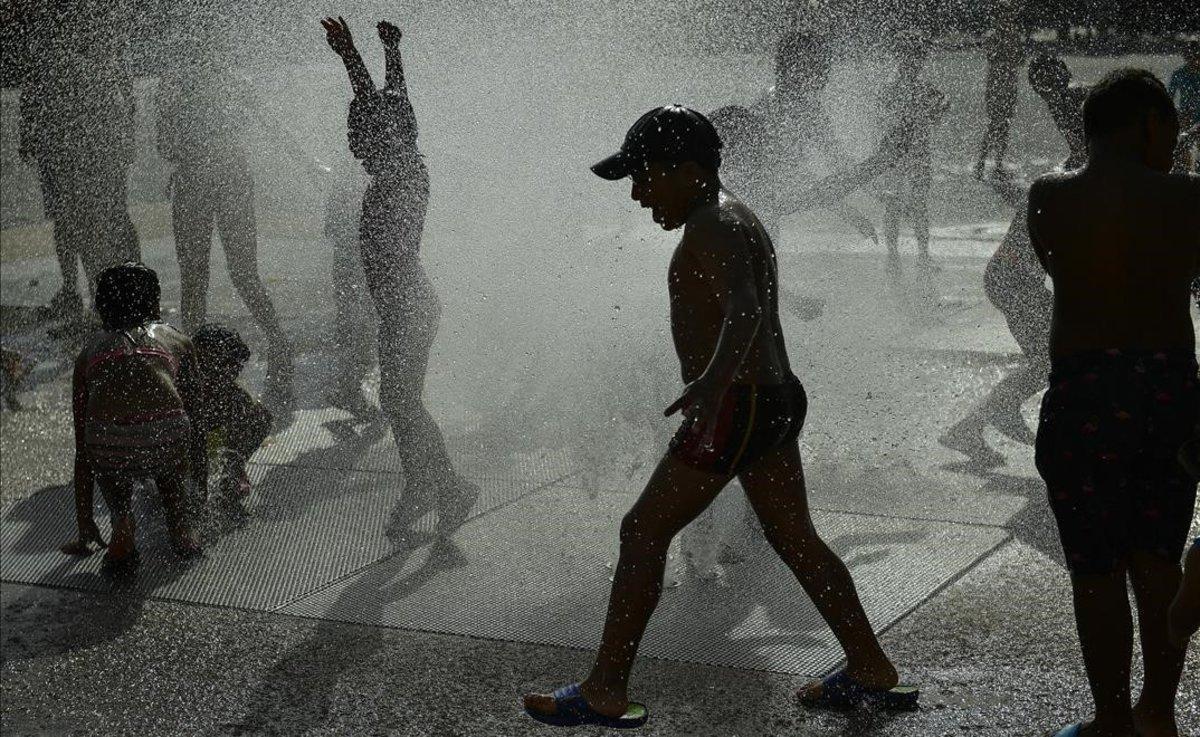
712, 30, 878, 246
322, 17, 478, 534
190, 324, 273, 507
20, 8, 140, 303
1028, 69, 1198, 737
1168, 43, 1199, 171
880, 32, 947, 275
1028, 52, 1089, 170
156, 59, 295, 410
324, 158, 377, 417
19, 85, 81, 320
523, 106, 922, 729
974, 0, 1024, 180
62, 263, 202, 575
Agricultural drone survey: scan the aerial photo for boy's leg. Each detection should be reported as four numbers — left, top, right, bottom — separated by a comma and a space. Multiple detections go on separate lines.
172, 172, 216, 333
155, 471, 199, 554
216, 166, 286, 347
1129, 551, 1185, 737
911, 146, 933, 264
534, 452, 728, 716
737, 441, 898, 693
1069, 568, 1138, 735
1169, 542, 1200, 647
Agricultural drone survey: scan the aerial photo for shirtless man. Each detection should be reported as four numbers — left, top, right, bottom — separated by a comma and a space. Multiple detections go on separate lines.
1028, 69, 1199, 737
523, 106, 918, 728
62, 263, 202, 574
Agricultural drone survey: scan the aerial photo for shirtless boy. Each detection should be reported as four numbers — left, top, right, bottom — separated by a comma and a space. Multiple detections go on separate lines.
523, 106, 916, 728
62, 263, 202, 574
1028, 69, 1200, 737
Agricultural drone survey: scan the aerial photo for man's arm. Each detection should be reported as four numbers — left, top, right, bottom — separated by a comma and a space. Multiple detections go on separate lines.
322, 17, 377, 98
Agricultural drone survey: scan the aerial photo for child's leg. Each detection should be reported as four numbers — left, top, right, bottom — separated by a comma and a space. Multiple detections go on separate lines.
525, 453, 729, 718
154, 464, 198, 554
1169, 541, 1200, 648
740, 441, 898, 693
1129, 551, 1186, 737
1070, 567, 1138, 734
97, 475, 137, 560
911, 143, 933, 263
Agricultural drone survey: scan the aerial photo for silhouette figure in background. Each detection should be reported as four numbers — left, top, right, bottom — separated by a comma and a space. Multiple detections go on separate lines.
62, 263, 202, 576
189, 324, 274, 513
156, 58, 295, 411
1028, 51, 1089, 170
322, 16, 478, 535
19, 86, 81, 320
324, 158, 377, 418
1168, 42, 1200, 172
524, 106, 926, 729
19, 6, 140, 307
1028, 69, 1198, 737
880, 31, 947, 277
711, 29, 878, 248
974, 0, 1025, 180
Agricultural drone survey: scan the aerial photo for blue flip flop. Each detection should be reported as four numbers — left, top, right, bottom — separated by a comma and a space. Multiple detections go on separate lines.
1049, 724, 1082, 737
797, 671, 920, 712
524, 683, 649, 729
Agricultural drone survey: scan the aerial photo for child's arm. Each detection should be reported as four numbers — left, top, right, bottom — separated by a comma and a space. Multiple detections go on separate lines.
61, 356, 105, 555
322, 17, 377, 99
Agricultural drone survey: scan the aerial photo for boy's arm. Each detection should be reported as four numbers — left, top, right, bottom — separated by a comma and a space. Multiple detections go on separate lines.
322, 17, 377, 98
378, 22, 407, 92
665, 215, 763, 435
784, 89, 947, 212
174, 342, 209, 488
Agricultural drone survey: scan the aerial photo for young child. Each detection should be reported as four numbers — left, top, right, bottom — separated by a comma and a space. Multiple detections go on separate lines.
880, 31, 946, 276
190, 323, 273, 503
1028, 69, 1199, 737
524, 105, 923, 728
61, 262, 201, 573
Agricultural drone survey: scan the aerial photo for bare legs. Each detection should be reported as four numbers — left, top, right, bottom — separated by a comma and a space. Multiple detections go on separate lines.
524, 441, 897, 718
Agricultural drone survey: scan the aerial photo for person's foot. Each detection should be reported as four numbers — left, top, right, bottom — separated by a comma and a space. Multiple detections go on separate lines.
325, 386, 379, 420
1062, 719, 1140, 737
972, 159, 987, 181
523, 681, 629, 721
796, 659, 899, 702
1133, 702, 1180, 737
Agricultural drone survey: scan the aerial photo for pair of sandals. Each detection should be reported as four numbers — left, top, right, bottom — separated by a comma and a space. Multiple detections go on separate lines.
523, 672, 919, 729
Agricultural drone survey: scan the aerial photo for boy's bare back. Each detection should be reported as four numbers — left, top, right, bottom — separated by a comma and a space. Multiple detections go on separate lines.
1028, 164, 1200, 359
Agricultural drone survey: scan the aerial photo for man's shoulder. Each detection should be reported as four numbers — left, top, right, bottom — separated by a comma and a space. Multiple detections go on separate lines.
1029, 168, 1075, 198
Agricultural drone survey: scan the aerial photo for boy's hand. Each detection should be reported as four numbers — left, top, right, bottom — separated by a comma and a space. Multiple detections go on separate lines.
60, 520, 107, 555
665, 376, 728, 448
321, 16, 355, 57
377, 21, 402, 48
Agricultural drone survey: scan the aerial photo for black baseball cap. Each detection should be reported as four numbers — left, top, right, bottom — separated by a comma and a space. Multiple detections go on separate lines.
591, 105, 723, 180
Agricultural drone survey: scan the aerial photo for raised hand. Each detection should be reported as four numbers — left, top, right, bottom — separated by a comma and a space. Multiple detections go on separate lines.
377, 20, 403, 48
321, 16, 355, 57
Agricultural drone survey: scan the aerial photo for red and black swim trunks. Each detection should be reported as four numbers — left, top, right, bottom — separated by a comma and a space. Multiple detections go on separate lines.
1035, 349, 1199, 575
669, 375, 808, 477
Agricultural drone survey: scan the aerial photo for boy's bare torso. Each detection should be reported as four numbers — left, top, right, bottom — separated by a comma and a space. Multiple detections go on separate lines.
1028, 165, 1200, 358
668, 190, 790, 385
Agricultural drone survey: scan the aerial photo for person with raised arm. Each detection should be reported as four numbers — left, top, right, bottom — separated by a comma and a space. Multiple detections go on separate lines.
321, 16, 478, 535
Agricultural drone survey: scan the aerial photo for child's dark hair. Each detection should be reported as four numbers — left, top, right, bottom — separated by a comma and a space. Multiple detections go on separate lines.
1083, 68, 1177, 140
95, 262, 161, 331
192, 323, 251, 366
